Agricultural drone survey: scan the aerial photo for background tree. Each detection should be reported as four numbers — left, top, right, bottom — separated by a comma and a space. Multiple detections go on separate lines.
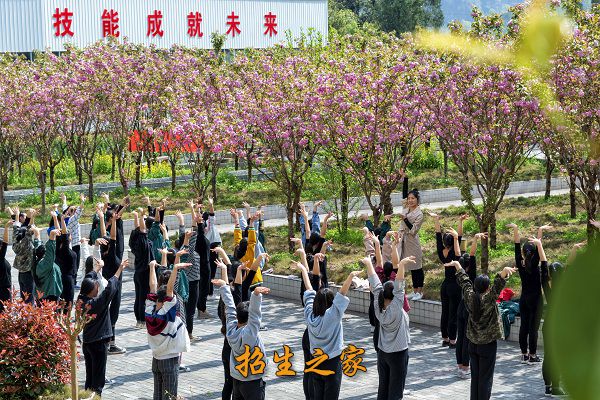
426, 62, 540, 272
318, 33, 432, 225
551, 9, 600, 242
233, 41, 326, 250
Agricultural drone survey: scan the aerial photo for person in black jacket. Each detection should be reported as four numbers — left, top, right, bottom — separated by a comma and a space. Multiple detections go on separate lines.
429, 212, 465, 348
98, 208, 126, 355
507, 223, 545, 364
0, 220, 13, 312
130, 208, 155, 329
78, 257, 129, 396
56, 213, 78, 310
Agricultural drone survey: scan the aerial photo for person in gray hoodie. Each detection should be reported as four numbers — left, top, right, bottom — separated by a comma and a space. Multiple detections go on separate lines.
362, 231, 415, 400
213, 275, 270, 400
299, 262, 360, 400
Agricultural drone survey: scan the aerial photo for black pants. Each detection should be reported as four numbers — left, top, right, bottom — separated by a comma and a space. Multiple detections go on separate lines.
311, 356, 342, 400
83, 339, 109, 395
109, 275, 123, 341
519, 293, 542, 354
186, 280, 200, 334
232, 378, 265, 400
60, 274, 75, 307
411, 268, 424, 289
469, 341, 497, 400
456, 299, 470, 366
197, 258, 211, 313
0, 286, 11, 312
377, 349, 409, 400
440, 280, 461, 340
302, 328, 313, 400
18, 271, 35, 304
222, 338, 233, 400
134, 270, 150, 323
209, 242, 221, 296
72, 244, 81, 281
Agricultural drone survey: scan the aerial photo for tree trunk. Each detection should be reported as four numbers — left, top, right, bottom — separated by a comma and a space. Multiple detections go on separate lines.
381, 191, 394, 217
479, 220, 490, 273
118, 158, 129, 196
247, 157, 252, 183
74, 155, 83, 185
234, 154, 239, 171
371, 202, 381, 227
39, 171, 47, 214
111, 152, 116, 181
544, 158, 554, 200
17, 157, 23, 178
569, 172, 577, 218
287, 205, 296, 253
0, 180, 5, 212
170, 161, 177, 193
135, 153, 142, 188
49, 164, 56, 193
87, 173, 94, 202
69, 337, 78, 400
489, 213, 497, 249
340, 172, 349, 232
443, 149, 448, 179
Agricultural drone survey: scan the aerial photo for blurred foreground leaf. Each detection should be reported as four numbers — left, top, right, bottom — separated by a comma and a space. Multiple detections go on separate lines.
548, 243, 600, 400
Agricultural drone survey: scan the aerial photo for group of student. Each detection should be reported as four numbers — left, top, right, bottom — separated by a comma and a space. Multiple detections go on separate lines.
1, 188, 598, 400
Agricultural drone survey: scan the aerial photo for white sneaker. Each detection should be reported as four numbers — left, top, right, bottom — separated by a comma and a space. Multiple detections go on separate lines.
458, 369, 470, 379
135, 321, 145, 329
407, 293, 417, 300
412, 293, 423, 301
370, 326, 375, 333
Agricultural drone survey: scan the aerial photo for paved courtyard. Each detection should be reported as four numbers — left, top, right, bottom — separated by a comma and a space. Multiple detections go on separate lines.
7, 253, 549, 400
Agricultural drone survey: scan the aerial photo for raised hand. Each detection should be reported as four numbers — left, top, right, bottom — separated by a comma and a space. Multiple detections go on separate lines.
501, 267, 517, 279
176, 248, 189, 257
528, 237, 542, 247
383, 214, 393, 222
211, 279, 227, 288
590, 219, 600, 229
173, 262, 192, 270
506, 223, 518, 230
444, 260, 461, 270
446, 227, 459, 238
120, 259, 130, 269
254, 286, 270, 295
459, 213, 470, 221
290, 261, 306, 271
474, 232, 488, 240
348, 270, 362, 279
428, 212, 439, 219
400, 256, 417, 266
95, 238, 108, 246
294, 248, 306, 257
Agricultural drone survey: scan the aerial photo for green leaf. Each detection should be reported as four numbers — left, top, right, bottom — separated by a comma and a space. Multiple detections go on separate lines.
548, 243, 600, 399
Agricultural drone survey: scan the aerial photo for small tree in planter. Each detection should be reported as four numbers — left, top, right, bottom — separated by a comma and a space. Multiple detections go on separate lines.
56, 300, 95, 400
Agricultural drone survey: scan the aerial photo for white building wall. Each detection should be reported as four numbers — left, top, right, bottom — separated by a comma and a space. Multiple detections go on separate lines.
1, 0, 328, 52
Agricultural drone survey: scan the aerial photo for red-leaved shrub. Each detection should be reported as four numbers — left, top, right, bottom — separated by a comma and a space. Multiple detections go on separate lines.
0, 296, 70, 399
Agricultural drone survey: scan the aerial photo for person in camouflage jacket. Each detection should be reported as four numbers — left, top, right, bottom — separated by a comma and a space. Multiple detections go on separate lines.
12, 213, 36, 303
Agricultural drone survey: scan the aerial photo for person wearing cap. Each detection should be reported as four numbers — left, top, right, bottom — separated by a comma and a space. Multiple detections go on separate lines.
78, 257, 129, 396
